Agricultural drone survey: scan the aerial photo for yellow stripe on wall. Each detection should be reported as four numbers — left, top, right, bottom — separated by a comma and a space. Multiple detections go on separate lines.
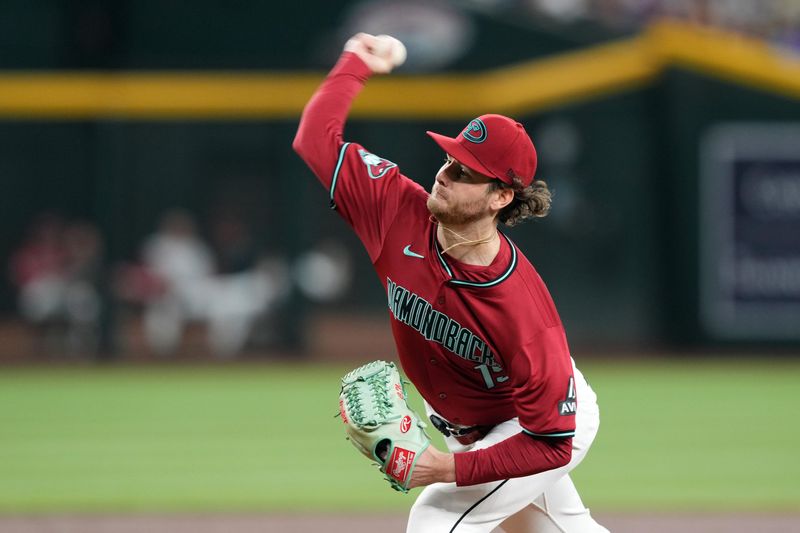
0, 20, 797, 119
646, 22, 800, 100
0, 73, 325, 119
479, 38, 658, 114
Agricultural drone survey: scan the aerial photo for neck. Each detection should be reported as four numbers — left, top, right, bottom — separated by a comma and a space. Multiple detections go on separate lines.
436, 219, 500, 266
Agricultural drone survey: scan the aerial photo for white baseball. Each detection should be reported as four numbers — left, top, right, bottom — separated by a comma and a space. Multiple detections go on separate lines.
373, 35, 407, 68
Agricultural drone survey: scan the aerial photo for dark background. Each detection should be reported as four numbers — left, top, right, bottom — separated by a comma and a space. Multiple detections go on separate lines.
2, 0, 799, 354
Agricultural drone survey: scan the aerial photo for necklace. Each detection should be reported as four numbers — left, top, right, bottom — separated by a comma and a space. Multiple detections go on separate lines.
438, 223, 498, 255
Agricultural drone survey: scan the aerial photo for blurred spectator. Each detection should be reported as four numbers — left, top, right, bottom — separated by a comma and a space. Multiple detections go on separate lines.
9, 214, 67, 329
9, 214, 109, 356
139, 209, 214, 355
205, 256, 291, 358
206, 211, 290, 358
126, 208, 291, 358
61, 221, 107, 354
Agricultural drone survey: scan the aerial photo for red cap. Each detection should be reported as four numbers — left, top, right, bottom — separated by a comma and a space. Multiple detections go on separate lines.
427, 114, 538, 187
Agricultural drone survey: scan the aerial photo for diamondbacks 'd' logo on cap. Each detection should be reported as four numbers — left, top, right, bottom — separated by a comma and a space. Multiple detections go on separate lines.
461, 118, 487, 144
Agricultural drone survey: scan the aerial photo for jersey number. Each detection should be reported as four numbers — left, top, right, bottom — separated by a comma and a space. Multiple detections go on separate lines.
474, 363, 508, 389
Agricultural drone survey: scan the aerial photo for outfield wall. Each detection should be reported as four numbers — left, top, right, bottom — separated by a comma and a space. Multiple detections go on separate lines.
1, 15, 799, 348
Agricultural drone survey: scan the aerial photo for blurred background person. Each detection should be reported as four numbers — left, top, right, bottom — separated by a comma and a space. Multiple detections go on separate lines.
9, 214, 110, 357
140, 208, 214, 356
9, 213, 69, 353
205, 209, 291, 358
60, 220, 109, 356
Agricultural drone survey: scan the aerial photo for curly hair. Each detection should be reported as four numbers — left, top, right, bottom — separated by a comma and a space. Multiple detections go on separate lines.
490, 178, 552, 227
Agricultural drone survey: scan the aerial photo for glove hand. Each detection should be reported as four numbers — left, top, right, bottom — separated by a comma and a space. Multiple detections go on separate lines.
338, 361, 431, 492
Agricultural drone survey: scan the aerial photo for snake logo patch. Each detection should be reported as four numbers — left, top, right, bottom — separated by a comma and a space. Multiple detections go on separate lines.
358, 148, 397, 179
462, 118, 487, 144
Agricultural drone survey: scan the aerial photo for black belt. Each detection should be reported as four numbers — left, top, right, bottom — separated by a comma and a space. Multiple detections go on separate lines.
430, 415, 484, 437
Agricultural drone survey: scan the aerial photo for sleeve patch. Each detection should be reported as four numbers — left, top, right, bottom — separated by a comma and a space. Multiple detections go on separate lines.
557, 376, 577, 416
358, 148, 397, 179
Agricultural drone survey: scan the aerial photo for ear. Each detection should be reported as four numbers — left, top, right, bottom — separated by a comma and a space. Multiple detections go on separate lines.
489, 186, 514, 212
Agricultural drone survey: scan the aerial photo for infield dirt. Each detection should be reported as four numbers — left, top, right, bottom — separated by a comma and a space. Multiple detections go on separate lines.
0, 513, 799, 532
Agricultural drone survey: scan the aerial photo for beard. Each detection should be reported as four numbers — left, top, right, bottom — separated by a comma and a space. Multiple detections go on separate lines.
426, 193, 491, 226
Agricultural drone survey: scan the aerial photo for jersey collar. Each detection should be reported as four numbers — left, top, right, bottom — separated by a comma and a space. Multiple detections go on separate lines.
433, 229, 518, 288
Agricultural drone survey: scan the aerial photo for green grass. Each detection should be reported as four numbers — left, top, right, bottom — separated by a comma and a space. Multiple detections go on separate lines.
0, 359, 798, 513
570, 358, 800, 511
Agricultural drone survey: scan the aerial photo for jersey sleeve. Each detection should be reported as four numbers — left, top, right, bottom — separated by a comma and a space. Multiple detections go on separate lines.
509, 326, 577, 438
292, 51, 426, 262
293, 52, 371, 188
328, 142, 425, 261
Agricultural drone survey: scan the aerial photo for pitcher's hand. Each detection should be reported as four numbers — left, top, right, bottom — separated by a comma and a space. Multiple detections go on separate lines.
407, 446, 456, 489
343, 33, 400, 74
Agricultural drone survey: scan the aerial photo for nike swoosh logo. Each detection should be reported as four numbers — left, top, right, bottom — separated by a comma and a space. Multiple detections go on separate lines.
403, 245, 425, 259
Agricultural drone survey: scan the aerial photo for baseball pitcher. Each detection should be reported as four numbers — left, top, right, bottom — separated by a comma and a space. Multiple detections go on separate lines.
293, 32, 609, 533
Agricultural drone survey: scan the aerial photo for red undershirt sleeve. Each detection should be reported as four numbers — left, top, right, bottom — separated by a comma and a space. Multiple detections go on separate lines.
453, 432, 572, 486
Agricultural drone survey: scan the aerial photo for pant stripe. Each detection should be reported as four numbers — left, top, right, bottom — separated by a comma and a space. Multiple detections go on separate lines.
448, 479, 509, 533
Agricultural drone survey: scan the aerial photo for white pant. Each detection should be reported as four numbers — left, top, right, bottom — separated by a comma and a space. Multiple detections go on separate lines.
407, 364, 609, 533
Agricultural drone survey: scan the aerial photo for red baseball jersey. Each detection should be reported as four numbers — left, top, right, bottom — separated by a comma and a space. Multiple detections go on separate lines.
294, 52, 577, 485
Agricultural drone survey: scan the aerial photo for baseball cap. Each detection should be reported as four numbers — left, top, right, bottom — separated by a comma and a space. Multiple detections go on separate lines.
426, 114, 538, 187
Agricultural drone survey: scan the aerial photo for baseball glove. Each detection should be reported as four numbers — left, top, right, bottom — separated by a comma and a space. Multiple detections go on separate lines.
338, 360, 431, 492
